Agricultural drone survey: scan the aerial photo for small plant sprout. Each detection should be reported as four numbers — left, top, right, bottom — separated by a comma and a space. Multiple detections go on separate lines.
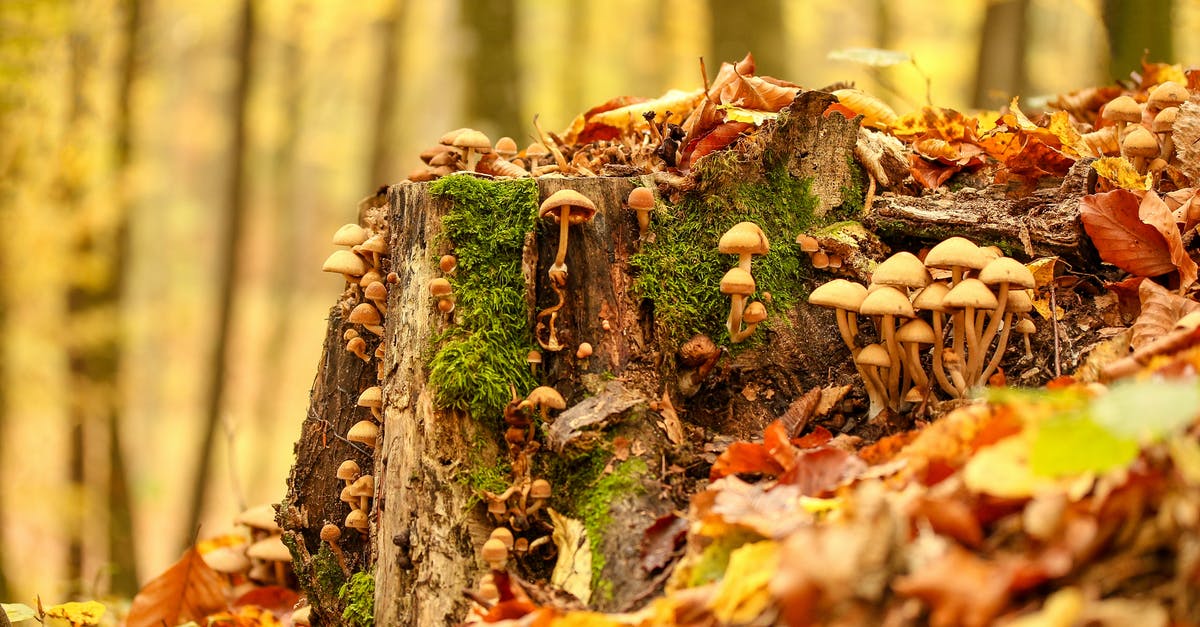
320, 523, 350, 577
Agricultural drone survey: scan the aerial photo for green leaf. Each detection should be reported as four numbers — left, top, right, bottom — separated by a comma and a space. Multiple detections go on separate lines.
717, 105, 777, 126
1091, 380, 1200, 442
1, 604, 36, 623
1030, 412, 1138, 477
827, 48, 912, 68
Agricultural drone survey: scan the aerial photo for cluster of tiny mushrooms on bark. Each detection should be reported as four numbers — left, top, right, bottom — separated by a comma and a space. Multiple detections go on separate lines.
319, 211, 391, 578
200, 503, 295, 591
1096, 80, 1188, 177
807, 236, 1037, 420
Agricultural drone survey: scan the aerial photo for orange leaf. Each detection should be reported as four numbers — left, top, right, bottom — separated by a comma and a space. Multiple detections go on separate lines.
777, 446, 865, 496
683, 121, 754, 169
710, 440, 785, 480
126, 545, 229, 627
1079, 189, 1178, 279
1141, 190, 1197, 289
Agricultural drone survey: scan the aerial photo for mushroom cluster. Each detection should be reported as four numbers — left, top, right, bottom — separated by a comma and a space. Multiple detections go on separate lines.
1095, 81, 1190, 178
808, 237, 1037, 419
408, 129, 554, 182
535, 189, 598, 351
795, 233, 845, 270
717, 221, 770, 343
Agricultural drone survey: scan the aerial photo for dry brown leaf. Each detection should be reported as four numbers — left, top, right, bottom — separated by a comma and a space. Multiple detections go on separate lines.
893, 543, 1018, 627
125, 545, 229, 627
1165, 188, 1200, 233
1079, 189, 1178, 279
1131, 279, 1200, 350
1176, 101, 1200, 186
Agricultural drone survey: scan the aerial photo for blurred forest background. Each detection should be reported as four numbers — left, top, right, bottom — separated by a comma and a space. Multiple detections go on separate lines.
1, 0, 1197, 605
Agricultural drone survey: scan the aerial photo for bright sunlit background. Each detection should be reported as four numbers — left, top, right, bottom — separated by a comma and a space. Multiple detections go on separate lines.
1, 0, 1197, 604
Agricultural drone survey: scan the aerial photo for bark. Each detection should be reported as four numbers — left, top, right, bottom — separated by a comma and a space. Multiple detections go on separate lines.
972, 0, 1029, 109
864, 158, 1097, 264
185, 0, 256, 545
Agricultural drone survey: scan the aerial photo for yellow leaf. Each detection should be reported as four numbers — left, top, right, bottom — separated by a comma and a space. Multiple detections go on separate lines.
44, 601, 105, 626
708, 540, 780, 624
717, 105, 777, 126
1004, 587, 1084, 627
549, 508, 593, 605
1092, 157, 1151, 191
963, 435, 1048, 498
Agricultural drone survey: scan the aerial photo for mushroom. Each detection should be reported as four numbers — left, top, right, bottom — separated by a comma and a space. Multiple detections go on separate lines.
494, 136, 519, 161
807, 279, 868, 354
975, 257, 1035, 381
519, 386, 566, 427
923, 238, 988, 362
481, 537, 509, 571
1102, 95, 1142, 144
627, 187, 656, 240
347, 420, 380, 451
203, 545, 251, 584
526, 350, 542, 375
357, 386, 383, 420
246, 534, 292, 586
429, 277, 454, 314
941, 278, 998, 392
858, 285, 915, 404
1147, 81, 1187, 113
320, 523, 350, 577
346, 336, 370, 362
895, 318, 936, 396
236, 503, 282, 538
526, 478, 551, 516
357, 234, 388, 269
337, 460, 361, 488
524, 143, 549, 169
912, 281, 955, 396
1015, 317, 1036, 360
719, 267, 756, 343
322, 249, 367, 283
538, 189, 597, 286
718, 221, 769, 273
855, 344, 891, 420
332, 223, 368, 247
453, 128, 492, 172
1153, 107, 1178, 161
439, 254, 458, 274
795, 234, 820, 254
349, 474, 375, 512
980, 289, 1034, 383
811, 251, 830, 269
731, 301, 767, 343
489, 527, 515, 552
1122, 126, 1159, 175
364, 281, 388, 310
349, 302, 384, 337
871, 251, 931, 294
576, 342, 593, 359
345, 508, 369, 534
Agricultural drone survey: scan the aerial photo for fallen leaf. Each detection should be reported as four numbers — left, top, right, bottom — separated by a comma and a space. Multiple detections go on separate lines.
1079, 189, 1177, 279
126, 545, 228, 627
778, 447, 866, 496
1139, 190, 1197, 289
893, 543, 1017, 627
1130, 278, 1197, 349
640, 514, 688, 574
1092, 157, 1152, 191
44, 601, 105, 626
548, 508, 592, 604
1090, 378, 1200, 442
831, 88, 897, 129
779, 387, 820, 437
707, 541, 780, 624
1030, 413, 1138, 477
683, 121, 753, 168
1, 604, 36, 623
232, 586, 300, 617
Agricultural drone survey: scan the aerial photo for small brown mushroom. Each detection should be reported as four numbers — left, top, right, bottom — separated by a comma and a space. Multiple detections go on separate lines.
336, 460, 361, 488
718, 221, 769, 273
357, 386, 383, 420
481, 537, 509, 571
322, 249, 367, 283
720, 267, 756, 343
1122, 126, 1159, 175
627, 187, 656, 240
453, 128, 492, 172
439, 254, 458, 274
539, 189, 598, 286
346, 336, 370, 362
347, 420, 380, 451
320, 523, 350, 577
349, 474, 375, 512
348, 302, 384, 336
526, 350, 542, 375
1103, 95, 1142, 144
345, 508, 369, 534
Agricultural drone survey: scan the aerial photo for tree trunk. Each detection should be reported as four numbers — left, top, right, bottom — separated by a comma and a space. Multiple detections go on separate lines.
708, 0, 785, 77
459, 0, 521, 139
972, 0, 1030, 109
1102, 0, 1174, 78
184, 0, 257, 546
367, 0, 406, 189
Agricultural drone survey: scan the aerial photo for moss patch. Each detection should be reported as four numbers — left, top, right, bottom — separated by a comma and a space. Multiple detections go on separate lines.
339, 571, 375, 627
427, 175, 539, 422
313, 543, 349, 595
561, 456, 649, 595
630, 158, 819, 346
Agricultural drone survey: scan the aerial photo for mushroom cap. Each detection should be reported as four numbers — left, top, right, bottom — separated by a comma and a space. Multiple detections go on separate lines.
743, 301, 768, 324
420, 143, 455, 163
347, 420, 380, 446
340, 485, 356, 505
481, 537, 508, 566
718, 221, 770, 256
627, 187, 655, 210
439, 254, 457, 273
1015, 318, 1036, 334
808, 279, 867, 311
525, 143, 549, 159
322, 250, 367, 277
859, 285, 915, 318
979, 257, 1036, 289
247, 535, 292, 563
539, 189, 597, 223
348, 302, 381, 326
349, 474, 375, 498
855, 343, 891, 367
679, 334, 720, 366
488, 527, 515, 550
795, 234, 820, 253
719, 267, 756, 296
526, 350, 542, 365
1153, 107, 1179, 133
1122, 126, 1159, 158
203, 545, 251, 574
911, 281, 951, 312
942, 278, 999, 310
872, 251, 931, 289
576, 342, 593, 359
357, 386, 383, 408
429, 277, 452, 297
345, 509, 369, 531
364, 281, 388, 302
530, 478, 552, 499
332, 223, 368, 247
320, 523, 342, 543
439, 127, 470, 145
1006, 290, 1034, 313
453, 129, 492, 152
1103, 95, 1142, 123
360, 269, 384, 288
924, 237, 987, 271
896, 318, 936, 344
1147, 81, 1188, 110
494, 136, 518, 158
357, 233, 388, 255
525, 385, 566, 411
236, 503, 282, 533
337, 460, 361, 481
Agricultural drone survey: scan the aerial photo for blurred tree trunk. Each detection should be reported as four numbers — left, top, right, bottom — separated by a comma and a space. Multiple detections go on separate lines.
185, 0, 257, 546
972, 0, 1030, 109
459, 0, 521, 138
707, 0, 784, 76
368, 0, 406, 188
0, 18, 16, 601
1103, 0, 1173, 77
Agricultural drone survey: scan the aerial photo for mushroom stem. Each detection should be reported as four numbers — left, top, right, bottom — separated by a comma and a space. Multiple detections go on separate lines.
730, 321, 760, 343
980, 312, 1014, 385
737, 252, 752, 273
551, 205, 573, 283
274, 560, 287, 588
881, 315, 901, 407
949, 266, 966, 361
973, 283, 1009, 382
1023, 330, 1032, 359
861, 365, 888, 421
962, 305, 981, 390
944, 348, 968, 396
833, 309, 858, 355
930, 312, 958, 397
904, 342, 929, 392
727, 294, 746, 340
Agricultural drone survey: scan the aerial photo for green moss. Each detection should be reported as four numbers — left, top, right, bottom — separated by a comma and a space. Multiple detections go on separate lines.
832, 155, 867, 221
427, 175, 539, 422
630, 158, 818, 345
463, 441, 511, 499
572, 457, 649, 594
339, 571, 375, 627
314, 543, 349, 594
